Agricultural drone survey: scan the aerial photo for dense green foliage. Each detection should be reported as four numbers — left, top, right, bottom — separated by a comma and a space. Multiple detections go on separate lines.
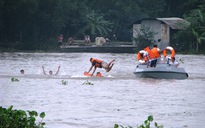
173, 4, 205, 53
0, 0, 204, 52
0, 106, 46, 128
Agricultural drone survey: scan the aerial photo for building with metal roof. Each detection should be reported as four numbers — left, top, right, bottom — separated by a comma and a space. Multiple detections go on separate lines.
132, 17, 190, 49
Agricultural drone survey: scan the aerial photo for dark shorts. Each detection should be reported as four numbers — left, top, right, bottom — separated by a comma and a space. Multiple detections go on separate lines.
101, 62, 108, 68
58, 42, 62, 46
150, 59, 157, 67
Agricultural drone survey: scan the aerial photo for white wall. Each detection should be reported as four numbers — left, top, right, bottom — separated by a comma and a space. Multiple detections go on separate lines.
133, 20, 170, 49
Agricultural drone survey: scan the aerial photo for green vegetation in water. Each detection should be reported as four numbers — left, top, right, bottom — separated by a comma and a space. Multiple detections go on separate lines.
82, 80, 94, 85
179, 58, 184, 64
0, 105, 46, 128
114, 115, 163, 128
61, 80, 68, 85
11, 77, 19, 82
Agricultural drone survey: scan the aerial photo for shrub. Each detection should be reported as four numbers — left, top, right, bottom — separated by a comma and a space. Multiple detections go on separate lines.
0, 105, 46, 128
114, 115, 163, 128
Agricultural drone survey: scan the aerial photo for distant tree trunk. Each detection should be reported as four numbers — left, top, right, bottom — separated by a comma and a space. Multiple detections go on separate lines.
196, 41, 198, 51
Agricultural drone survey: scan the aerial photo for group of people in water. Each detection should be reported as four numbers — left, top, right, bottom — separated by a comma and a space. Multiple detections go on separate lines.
19, 58, 115, 77
137, 45, 179, 67
20, 66, 61, 75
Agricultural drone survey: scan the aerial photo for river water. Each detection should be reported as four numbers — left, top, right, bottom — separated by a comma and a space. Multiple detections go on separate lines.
0, 52, 205, 128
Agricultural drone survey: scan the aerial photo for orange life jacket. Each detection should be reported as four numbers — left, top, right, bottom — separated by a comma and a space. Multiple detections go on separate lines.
149, 47, 160, 59
144, 46, 150, 52
91, 58, 103, 68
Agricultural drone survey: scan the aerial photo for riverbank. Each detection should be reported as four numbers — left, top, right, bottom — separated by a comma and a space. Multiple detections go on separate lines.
0, 41, 205, 54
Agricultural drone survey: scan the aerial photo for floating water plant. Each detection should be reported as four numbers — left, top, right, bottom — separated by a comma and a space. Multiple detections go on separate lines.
61, 80, 68, 85
82, 80, 94, 85
11, 77, 19, 82
114, 115, 163, 128
179, 58, 184, 64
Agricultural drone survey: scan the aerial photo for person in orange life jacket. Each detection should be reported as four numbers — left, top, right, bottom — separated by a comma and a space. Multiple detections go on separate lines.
144, 46, 150, 52
169, 57, 179, 67
142, 46, 151, 63
137, 50, 149, 64
148, 45, 161, 67
87, 58, 115, 76
84, 71, 103, 77
96, 72, 102, 77
84, 71, 92, 76
142, 46, 151, 57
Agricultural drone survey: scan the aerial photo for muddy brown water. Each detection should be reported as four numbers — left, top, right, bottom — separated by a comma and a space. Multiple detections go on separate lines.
0, 52, 205, 128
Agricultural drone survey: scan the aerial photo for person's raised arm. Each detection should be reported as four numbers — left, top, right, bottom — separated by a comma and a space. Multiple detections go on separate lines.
55, 66, 61, 75
42, 66, 46, 75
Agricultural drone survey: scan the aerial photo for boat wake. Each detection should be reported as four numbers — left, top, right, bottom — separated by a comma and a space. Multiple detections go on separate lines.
0, 74, 134, 80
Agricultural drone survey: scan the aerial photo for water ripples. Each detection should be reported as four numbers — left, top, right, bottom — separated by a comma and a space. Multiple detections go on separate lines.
0, 52, 205, 128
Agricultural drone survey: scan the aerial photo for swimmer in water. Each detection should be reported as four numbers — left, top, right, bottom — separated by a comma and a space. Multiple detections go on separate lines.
42, 66, 60, 75
20, 69, 25, 74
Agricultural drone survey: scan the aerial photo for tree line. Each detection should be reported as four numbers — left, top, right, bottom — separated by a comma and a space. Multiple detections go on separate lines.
0, 0, 204, 52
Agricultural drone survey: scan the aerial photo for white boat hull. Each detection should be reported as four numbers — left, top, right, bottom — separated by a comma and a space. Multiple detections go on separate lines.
134, 63, 188, 79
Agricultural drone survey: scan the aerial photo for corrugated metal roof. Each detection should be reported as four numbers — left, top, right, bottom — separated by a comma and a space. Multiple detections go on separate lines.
132, 17, 190, 30
157, 17, 190, 29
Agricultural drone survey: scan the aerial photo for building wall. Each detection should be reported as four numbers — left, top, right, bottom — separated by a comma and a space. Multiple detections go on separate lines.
160, 23, 170, 49
133, 20, 170, 49
133, 24, 140, 39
